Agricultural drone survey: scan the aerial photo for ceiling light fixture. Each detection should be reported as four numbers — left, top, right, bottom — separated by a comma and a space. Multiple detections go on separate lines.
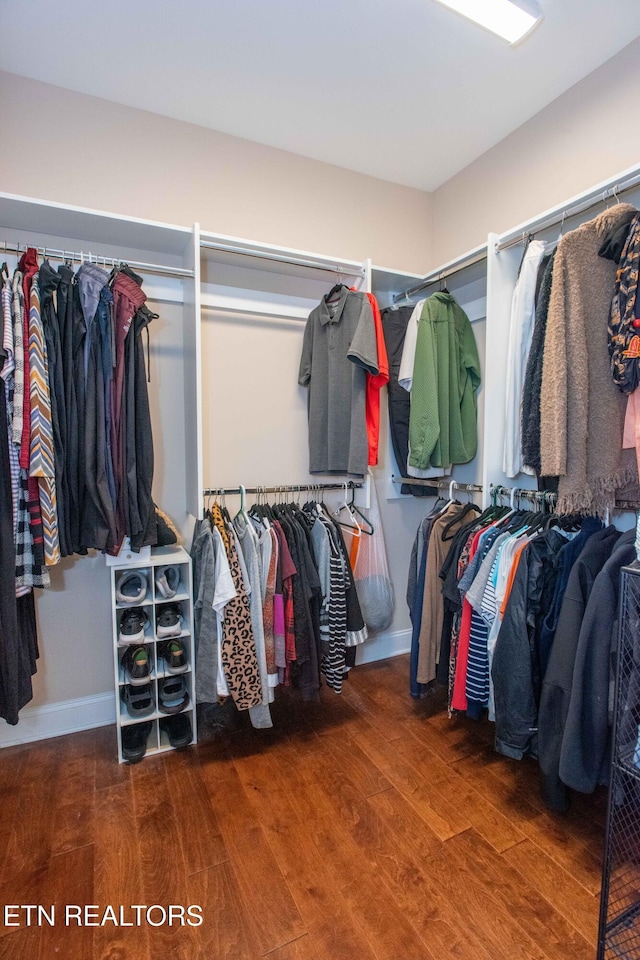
433, 0, 543, 45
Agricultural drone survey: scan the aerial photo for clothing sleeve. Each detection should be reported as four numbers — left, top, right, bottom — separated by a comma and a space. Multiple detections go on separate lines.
212, 530, 237, 615
408, 305, 440, 470
348, 295, 379, 375
540, 246, 568, 476
311, 521, 331, 600
460, 312, 481, 394
367, 293, 389, 388
398, 299, 425, 392
298, 314, 314, 386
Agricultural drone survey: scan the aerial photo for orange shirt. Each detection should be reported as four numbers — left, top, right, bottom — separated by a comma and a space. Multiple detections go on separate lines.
363, 292, 389, 465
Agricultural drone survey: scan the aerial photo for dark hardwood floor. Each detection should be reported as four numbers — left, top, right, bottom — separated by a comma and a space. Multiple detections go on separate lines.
0, 655, 606, 959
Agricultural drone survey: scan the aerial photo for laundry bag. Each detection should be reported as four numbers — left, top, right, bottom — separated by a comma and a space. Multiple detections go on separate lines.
353, 481, 394, 632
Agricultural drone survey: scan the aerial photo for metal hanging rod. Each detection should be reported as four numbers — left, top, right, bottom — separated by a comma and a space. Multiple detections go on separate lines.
490, 483, 640, 512
392, 243, 488, 304
0, 240, 194, 280
490, 483, 555, 501
203, 481, 363, 497
495, 170, 640, 253
200, 239, 365, 278
392, 476, 483, 493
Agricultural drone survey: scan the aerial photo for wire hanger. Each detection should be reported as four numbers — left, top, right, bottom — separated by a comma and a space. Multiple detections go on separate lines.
348, 481, 374, 535
333, 482, 362, 536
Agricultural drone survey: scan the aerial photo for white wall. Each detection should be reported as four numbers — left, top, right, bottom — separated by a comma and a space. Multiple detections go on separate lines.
0, 71, 432, 275
431, 37, 640, 264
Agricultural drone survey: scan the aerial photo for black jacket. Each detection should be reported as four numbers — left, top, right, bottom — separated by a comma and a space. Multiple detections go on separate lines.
537, 525, 620, 811
559, 530, 636, 794
521, 252, 555, 475
491, 529, 567, 760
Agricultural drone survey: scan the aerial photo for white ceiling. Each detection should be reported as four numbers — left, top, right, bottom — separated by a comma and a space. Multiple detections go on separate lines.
1, 0, 639, 191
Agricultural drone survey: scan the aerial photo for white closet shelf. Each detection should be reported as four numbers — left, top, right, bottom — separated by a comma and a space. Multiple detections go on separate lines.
0, 192, 192, 258
200, 229, 365, 280
371, 264, 424, 293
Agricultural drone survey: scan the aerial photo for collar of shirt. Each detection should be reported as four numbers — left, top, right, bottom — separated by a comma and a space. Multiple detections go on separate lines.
319, 285, 349, 325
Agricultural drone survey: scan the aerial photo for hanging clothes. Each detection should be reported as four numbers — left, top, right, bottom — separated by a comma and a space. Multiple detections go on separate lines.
521, 251, 556, 475
233, 513, 273, 729
491, 527, 572, 760
39, 261, 70, 558
397, 297, 451, 482
193, 491, 376, 719
404, 292, 481, 472
27, 275, 60, 566
18, 248, 38, 470
417, 502, 471, 685
537, 524, 620, 811
381, 304, 435, 496
558, 530, 636, 795
56, 263, 85, 555
540, 203, 640, 514
363, 291, 389, 467
0, 334, 39, 725
208, 503, 262, 710
81, 279, 116, 552
503, 239, 547, 478
0, 243, 163, 727
299, 285, 379, 477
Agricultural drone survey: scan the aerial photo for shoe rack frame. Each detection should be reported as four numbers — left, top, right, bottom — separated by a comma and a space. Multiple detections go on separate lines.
109, 544, 197, 763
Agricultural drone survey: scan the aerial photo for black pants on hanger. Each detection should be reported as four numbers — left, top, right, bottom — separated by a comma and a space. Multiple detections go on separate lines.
381, 306, 436, 498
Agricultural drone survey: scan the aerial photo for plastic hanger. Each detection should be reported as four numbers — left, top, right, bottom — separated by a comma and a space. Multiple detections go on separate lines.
234, 483, 255, 528
348, 483, 374, 536
326, 282, 344, 304
557, 210, 567, 242
441, 479, 459, 511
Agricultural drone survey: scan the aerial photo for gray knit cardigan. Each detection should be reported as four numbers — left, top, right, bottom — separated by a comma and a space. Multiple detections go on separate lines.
540, 203, 639, 516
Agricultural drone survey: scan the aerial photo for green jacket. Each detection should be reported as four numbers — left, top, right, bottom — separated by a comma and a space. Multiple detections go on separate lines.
408, 292, 481, 470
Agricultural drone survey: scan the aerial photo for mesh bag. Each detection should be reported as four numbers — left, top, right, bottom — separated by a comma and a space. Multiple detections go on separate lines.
353, 481, 394, 632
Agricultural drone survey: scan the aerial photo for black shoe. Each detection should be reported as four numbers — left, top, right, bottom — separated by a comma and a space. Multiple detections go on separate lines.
121, 645, 151, 685
159, 638, 188, 674
119, 607, 149, 643
122, 682, 155, 719
158, 676, 189, 714
156, 604, 182, 639
121, 721, 153, 762
160, 713, 193, 749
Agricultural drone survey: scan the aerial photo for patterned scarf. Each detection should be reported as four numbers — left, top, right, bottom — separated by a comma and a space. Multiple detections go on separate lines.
609, 211, 640, 394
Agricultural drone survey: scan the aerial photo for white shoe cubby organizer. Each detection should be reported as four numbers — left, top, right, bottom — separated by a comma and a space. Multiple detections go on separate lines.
109, 545, 197, 763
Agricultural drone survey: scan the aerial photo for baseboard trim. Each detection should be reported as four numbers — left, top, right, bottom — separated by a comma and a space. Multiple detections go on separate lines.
356, 627, 411, 665
0, 631, 411, 747
0, 691, 116, 748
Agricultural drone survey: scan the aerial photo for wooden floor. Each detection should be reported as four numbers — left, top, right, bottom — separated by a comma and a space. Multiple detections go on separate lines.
0, 655, 606, 960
